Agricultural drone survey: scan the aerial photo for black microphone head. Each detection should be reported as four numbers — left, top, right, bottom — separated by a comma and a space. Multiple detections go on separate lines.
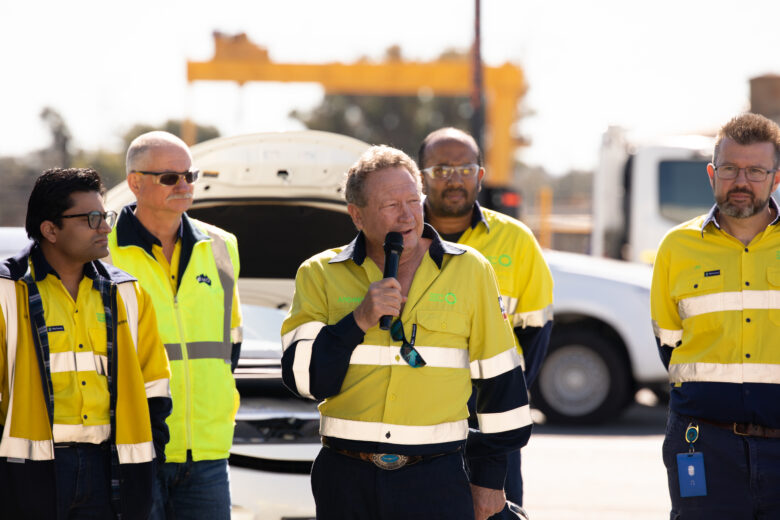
383, 231, 404, 254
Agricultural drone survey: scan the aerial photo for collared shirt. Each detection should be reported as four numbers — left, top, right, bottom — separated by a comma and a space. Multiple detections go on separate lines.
424, 202, 554, 384
29, 246, 110, 443
281, 224, 532, 488
651, 197, 780, 427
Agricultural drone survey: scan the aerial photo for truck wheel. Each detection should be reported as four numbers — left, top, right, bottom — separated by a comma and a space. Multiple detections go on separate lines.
531, 328, 632, 425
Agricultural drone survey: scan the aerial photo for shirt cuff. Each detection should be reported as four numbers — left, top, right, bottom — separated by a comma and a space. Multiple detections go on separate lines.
468, 453, 508, 490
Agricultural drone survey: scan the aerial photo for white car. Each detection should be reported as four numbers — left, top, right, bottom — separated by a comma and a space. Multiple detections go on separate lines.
102, 130, 668, 519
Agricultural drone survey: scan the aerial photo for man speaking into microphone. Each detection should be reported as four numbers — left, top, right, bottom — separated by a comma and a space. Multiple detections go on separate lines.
281, 145, 532, 520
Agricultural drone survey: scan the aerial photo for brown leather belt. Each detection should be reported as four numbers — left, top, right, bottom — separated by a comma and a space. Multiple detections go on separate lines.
694, 417, 780, 439
322, 437, 458, 470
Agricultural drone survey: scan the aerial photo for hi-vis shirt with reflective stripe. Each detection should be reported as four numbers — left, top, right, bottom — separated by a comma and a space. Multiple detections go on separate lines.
281, 227, 532, 460
0, 258, 170, 464
108, 208, 242, 462
650, 201, 780, 427
441, 204, 554, 383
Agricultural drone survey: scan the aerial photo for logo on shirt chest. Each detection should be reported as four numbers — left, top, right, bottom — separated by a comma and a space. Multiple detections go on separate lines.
429, 292, 457, 304
196, 274, 212, 286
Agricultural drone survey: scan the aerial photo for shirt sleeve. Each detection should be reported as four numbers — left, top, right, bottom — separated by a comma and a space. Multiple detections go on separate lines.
650, 238, 681, 370
280, 259, 364, 400
510, 231, 554, 386
466, 257, 533, 489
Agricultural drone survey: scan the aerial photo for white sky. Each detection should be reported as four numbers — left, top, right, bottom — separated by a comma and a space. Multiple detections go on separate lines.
0, 0, 776, 174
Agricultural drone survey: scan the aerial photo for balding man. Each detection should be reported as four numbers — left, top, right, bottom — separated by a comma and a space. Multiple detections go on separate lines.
108, 131, 242, 520
419, 128, 553, 519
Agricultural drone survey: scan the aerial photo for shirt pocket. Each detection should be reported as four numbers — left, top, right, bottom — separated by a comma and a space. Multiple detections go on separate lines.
768, 267, 780, 325
88, 328, 109, 376
672, 269, 724, 334
414, 309, 469, 349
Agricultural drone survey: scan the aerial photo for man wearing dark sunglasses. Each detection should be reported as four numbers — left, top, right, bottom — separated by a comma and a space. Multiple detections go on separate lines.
0, 168, 171, 519
108, 131, 242, 520
282, 145, 532, 520
419, 128, 554, 519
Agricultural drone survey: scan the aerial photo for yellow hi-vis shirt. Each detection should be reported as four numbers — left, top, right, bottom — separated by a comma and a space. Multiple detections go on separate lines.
437, 204, 554, 382
651, 201, 780, 428
281, 226, 532, 487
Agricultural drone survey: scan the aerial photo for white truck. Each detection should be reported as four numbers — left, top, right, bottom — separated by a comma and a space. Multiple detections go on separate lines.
591, 127, 716, 264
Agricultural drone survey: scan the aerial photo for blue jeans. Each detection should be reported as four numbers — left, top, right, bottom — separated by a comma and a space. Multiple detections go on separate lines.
663, 411, 780, 520
54, 443, 113, 519
149, 453, 231, 520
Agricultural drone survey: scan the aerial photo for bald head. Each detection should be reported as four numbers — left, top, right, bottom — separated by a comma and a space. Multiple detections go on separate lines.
126, 131, 192, 175
418, 127, 482, 168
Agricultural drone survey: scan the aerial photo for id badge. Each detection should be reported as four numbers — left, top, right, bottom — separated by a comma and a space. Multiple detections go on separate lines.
676, 452, 707, 497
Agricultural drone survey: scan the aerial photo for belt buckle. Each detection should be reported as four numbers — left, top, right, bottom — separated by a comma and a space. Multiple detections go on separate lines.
369, 453, 408, 470
733, 423, 750, 436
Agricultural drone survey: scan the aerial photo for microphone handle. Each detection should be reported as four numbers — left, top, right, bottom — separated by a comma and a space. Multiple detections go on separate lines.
379, 250, 401, 330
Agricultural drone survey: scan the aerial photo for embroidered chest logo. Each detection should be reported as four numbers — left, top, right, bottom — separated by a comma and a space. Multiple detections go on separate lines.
429, 292, 457, 304
704, 270, 720, 277
196, 274, 212, 286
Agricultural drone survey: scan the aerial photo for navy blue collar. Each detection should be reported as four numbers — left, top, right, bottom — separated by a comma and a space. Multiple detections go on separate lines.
423, 200, 490, 233
701, 197, 780, 235
329, 223, 465, 269
115, 204, 209, 283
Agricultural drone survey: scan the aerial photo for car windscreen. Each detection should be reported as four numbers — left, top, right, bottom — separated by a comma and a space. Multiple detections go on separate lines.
657, 160, 713, 222
188, 201, 357, 279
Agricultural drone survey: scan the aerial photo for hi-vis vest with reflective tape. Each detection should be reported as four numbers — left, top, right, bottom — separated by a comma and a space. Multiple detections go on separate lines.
454, 207, 553, 355
651, 206, 780, 427
108, 213, 240, 462
0, 263, 166, 464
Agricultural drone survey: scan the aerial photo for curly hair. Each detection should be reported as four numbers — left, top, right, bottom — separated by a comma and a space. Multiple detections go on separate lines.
344, 145, 421, 207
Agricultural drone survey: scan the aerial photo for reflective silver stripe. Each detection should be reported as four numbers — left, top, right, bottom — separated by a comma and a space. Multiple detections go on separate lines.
145, 378, 171, 398
477, 404, 533, 433
231, 325, 243, 343
164, 341, 230, 362
52, 423, 111, 444
320, 416, 469, 445
513, 304, 554, 328
678, 290, 780, 320
350, 344, 469, 369
117, 441, 155, 464
652, 321, 683, 348
117, 282, 138, 352
0, 436, 54, 460
669, 362, 780, 384
49, 351, 109, 376
0, 279, 18, 404
207, 230, 235, 349
470, 348, 524, 379
292, 339, 314, 399
282, 322, 326, 351
501, 295, 519, 315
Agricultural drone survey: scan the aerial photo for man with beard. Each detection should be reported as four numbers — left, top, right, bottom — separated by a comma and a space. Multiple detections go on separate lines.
418, 128, 553, 519
651, 113, 780, 519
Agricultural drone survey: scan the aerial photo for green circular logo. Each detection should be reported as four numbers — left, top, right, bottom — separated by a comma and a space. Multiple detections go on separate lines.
498, 254, 512, 267
445, 292, 457, 304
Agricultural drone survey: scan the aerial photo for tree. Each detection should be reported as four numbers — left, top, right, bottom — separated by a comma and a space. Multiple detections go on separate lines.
40, 106, 72, 168
290, 47, 474, 160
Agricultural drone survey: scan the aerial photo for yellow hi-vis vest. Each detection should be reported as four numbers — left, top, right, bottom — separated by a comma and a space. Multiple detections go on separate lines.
108, 212, 241, 462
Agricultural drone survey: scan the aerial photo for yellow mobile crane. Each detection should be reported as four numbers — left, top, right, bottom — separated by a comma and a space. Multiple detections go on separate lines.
186, 32, 526, 213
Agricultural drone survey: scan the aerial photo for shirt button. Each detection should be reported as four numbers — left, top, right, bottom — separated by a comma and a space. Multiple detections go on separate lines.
83, 414, 88, 420
81, 381, 86, 385
745, 281, 750, 286
693, 284, 698, 289
78, 344, 83, 349
395, 355, 401, 362
74, 309, 78, 313
746, 318, 751, 323
744, 248, 749, 252
746, 353, 751, 358
389, 394, 396, 401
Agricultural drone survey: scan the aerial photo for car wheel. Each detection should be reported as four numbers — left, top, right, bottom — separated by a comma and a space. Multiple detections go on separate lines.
531, 327, 632, 425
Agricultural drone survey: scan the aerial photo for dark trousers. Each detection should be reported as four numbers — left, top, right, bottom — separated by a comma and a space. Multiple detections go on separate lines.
663, 411, 780, 520
54, 443, 113, 520
311, 446, 474, 520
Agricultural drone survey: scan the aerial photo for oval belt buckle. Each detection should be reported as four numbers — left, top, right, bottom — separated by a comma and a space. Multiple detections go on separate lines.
370, 453, 408, 470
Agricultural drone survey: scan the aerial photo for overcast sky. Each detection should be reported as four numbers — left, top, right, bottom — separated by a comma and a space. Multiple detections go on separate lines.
1, 0, 776, 174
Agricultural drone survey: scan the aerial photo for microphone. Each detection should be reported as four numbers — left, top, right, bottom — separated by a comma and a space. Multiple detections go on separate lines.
379, 231, 404, 330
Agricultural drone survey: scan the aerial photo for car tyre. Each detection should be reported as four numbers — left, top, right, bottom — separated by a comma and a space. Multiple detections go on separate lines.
531, 327, 632, 425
